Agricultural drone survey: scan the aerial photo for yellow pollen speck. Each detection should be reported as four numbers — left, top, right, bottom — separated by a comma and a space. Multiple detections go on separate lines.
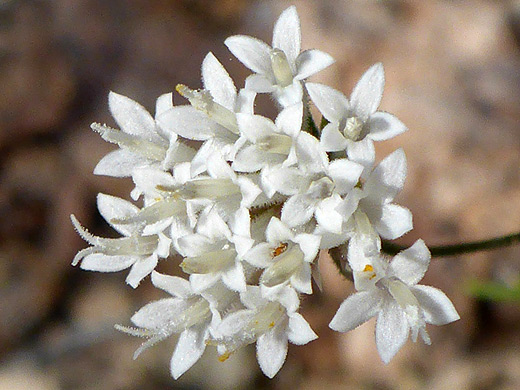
218, 352, 231, 362
363, 264, 374, 272
269, 321, 275, 328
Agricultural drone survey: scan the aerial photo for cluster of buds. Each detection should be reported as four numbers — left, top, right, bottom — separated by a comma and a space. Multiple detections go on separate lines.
72, 6, 459, 379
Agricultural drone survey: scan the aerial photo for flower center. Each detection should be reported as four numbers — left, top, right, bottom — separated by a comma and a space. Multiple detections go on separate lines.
342, 116, 363, 141
261, 243, 304, 287
257, 133, 293, 155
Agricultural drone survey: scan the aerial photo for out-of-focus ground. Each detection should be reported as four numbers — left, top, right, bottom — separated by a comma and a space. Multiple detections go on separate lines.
1, 0, 520, 389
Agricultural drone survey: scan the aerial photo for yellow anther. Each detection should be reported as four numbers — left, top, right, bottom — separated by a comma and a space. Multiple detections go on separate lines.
218, 352, 231, 362
269, 321, 275, 328
363, 264, 374, 272
271, 242, 288, 257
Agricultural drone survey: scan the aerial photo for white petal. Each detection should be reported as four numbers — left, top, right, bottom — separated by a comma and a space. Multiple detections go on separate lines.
272, 80, 303, 107
126, 254, 158, 288
261, 165, 309, 197
367, 111, 407, 141
390, 240, 430, 285
319, 122, 348, 152
155, 93, 173, 117
293, 233, 320, 262
157, 105, 219, 141
281, 194, 315, 227
197, 208, 231, 241
80, 253, 137, 272
131, 297, 183, 328
244, 74, 275, 93
265, 217, 294, 244
364, 148, 407, 202
94, 149, 149, 177
295, 132, 328, 172
375, 203, 413, 240
289, 264, 312, 294
345, 138, 375, 173
108, 92, 159, 141
202, 52, 237, 111
272, 6, 301, 66
151, 271, 192, 298
218, 309, 254, 337
306, 83, 349, 123
236, 177, 262, 208
412, 285, 460, 325
256, 326, 288, 378
275, 102, 303, 138
375, 299, 409, 364
190, 273, 220, 293
315, 196, 343, 234
288, 312, 317, 345
170, 327, 207, 379
273, 285, 300, 313
350, 63, 385, 120
329, 290, 382, 332
222, 262, 247, 292
295, 49, 335, 80
225, 35, 273, 75
244, 243, 273, 268
96, 193, 139, 236
233, 145, 282, 173
240, 286, 264, 309
237, 113, 278, 143
328, 159, 364, 195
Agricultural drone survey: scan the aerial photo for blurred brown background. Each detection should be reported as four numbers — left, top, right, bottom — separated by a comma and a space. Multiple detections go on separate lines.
1, 0, 520, 389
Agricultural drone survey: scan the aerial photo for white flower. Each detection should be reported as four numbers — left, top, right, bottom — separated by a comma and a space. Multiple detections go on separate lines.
225, 6, 334, 107
329, 240, 459, 363
216, 285, 317, 378
336, 148, 413, 240
232, 103, 302, 173
70, 194, 171, 288
93, 92, 195, 177
244, 217, 320, 294
307, 63, 407, 171
157, 52, 255, 175
116, 271, 237, 379
176, 207, 254, 293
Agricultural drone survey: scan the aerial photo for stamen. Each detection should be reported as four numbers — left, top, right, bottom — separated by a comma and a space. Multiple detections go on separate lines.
271, 242, 288, 257
181, 248, 236, 274
270, 49, 294, 88
176, 84, 239, 134
257, 134, 293, 154
261, 244, 304, 287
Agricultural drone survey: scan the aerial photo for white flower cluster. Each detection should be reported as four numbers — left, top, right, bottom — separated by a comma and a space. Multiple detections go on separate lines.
72, 6, 459, 379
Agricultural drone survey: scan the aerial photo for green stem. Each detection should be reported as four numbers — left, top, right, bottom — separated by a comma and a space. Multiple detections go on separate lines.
381, 232, 520, 257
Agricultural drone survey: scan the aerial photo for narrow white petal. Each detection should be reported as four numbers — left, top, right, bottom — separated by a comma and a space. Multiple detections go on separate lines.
390, 240, 430, 285
350, 63, 385, 120
329, 291, 382, 332
225, 35, 273, 74
306, 83, 349, 123
295, 132, 328, 172
237, 113, 278, 143
265, 217, 294, 244
151, 271, 192, 298
295, 49, 335, 80
375, 203, 413, 240
126, 254, 158, 288
202, 52, 237, 111
108, 92, 159, 141
315, 196, 343, 234
222, 262, 247, 292
272, 6, 301, 66
233, 145, 282, 173
244, 243, 273, 268
364, 148, 407, 202
80, 253, 137, 272
288, 312, 317, 345
367, 111, 407, 141
218, 309, 254, 337
293, 233, 320, 262
375, 299, 409, 364
412, 285, 460, 325
170, 327, 207, 379
94, 149, 149, 177
240, 286, 264, 309
261, 165, 309, 197
176, 234, 218, 257
257, 327, 288, 378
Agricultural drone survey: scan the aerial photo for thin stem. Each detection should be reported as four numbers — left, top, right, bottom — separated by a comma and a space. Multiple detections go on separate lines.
381, 232, 520, 257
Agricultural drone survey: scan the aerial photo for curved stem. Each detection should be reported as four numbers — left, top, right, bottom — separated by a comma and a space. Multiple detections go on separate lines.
381, 232, 520, 257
